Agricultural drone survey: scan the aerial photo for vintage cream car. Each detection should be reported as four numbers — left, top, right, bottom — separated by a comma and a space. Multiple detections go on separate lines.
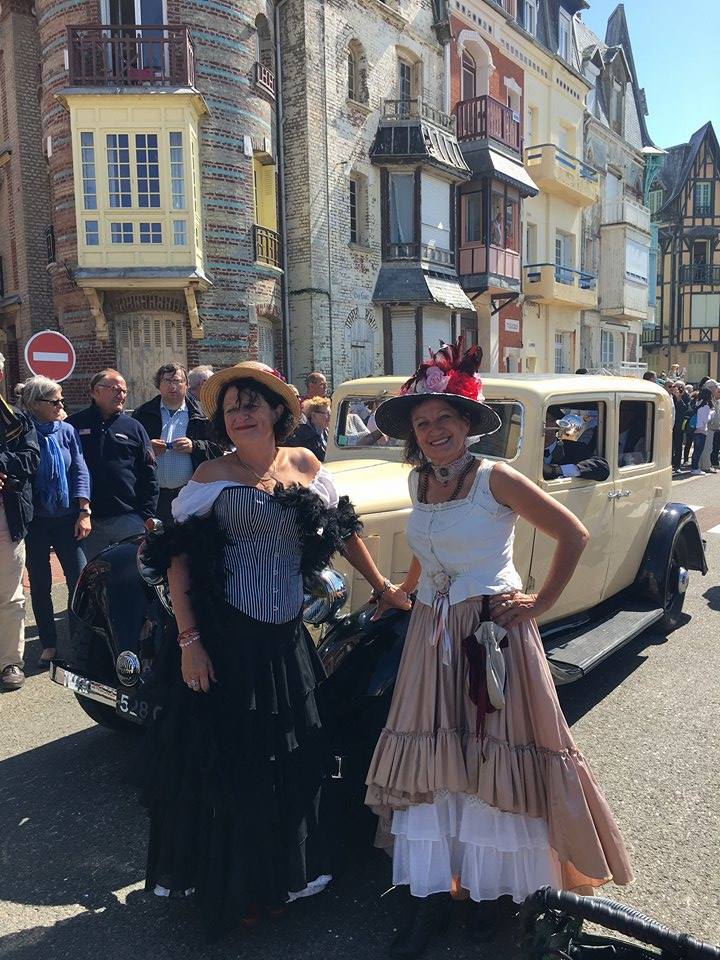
53, 372, 707, 733
319, 373, 706, 684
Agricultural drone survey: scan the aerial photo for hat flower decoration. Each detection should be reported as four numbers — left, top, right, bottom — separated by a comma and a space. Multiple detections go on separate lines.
374, 336, 500, 441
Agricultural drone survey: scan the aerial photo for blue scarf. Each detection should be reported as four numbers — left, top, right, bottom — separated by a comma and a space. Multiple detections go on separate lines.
34, 419, 69, 513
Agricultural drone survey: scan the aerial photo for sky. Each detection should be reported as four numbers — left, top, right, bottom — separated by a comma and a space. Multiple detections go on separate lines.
579, 0, 720, 149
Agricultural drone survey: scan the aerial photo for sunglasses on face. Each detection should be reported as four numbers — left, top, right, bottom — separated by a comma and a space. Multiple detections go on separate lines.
38, 398, 64, 407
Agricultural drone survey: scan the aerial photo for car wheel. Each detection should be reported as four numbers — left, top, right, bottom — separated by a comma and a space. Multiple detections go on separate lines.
74, 693, 139, 732
658, 537, 690, 632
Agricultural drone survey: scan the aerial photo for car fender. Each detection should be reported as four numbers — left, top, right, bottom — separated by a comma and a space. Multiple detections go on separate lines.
318, 602, 411, 700
633, 503, 707, 605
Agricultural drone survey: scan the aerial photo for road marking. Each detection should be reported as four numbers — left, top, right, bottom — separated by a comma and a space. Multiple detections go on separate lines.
32, 350, 70, 362
707, 523, 720, 536
685, 505, 703, 512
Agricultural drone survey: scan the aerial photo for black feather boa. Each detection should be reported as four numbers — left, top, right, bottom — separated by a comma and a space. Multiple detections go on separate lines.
143, 484, 362, 634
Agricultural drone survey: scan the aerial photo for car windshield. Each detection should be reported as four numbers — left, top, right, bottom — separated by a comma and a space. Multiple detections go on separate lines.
335, 397, 404, 449
335, 396, 523, 460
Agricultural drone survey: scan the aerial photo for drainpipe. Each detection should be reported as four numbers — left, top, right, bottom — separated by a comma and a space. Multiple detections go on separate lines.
320, 0, 336, 385
275, 0, 292, 381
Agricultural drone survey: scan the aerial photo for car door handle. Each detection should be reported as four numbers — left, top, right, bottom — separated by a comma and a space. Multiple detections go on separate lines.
608, 489, 631, 500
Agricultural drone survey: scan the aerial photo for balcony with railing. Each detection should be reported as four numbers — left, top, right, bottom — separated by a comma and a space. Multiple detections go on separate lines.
522, 263, 597, 307
680, 263, 720, 285
641, 325, 661, 346
458, 244, 521, 293
253, 61, 275, 99
385, 241, 455, 268
253, 225, 281, 269
381, 98, 455, 133
67, 25, 195, 87
601, 196, 651, 233
524, 144, 598, 207
454, 95, 521, 153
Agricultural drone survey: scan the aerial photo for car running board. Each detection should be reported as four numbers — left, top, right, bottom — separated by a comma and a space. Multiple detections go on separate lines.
543, 603, 665, 684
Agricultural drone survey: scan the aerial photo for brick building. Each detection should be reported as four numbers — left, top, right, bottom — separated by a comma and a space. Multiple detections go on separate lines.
278, 0, 473, 384
28, 0, 284, 407
0, 0, 55, 392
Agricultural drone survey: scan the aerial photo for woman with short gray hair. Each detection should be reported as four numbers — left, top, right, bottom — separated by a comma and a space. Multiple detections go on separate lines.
16, 376, 91, 666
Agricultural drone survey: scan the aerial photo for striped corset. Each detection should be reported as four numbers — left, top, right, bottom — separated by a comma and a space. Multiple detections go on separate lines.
213, 485, 304, 624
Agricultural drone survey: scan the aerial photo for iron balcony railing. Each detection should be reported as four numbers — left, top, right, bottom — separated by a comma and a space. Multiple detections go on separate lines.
67, 24, 194, 87
525, 143, 598, 182
525, 262, 597, 289
386, 241, 455, 268
381, 98, 455, 134
253, 61, 275, 98
454, 94, 521, 152
679, 264, 720, 285
253, 225, 281, 269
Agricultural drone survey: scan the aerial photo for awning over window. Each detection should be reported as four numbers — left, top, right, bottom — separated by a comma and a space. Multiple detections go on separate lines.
464, 147, 539, 198
372, 265, 474, 311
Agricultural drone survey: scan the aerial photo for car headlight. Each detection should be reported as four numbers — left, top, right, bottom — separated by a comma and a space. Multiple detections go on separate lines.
302, 569, 347, 626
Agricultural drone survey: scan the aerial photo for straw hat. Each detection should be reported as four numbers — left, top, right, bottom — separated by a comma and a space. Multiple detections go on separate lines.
374, 337, 500, 441
199, 361, 301, 422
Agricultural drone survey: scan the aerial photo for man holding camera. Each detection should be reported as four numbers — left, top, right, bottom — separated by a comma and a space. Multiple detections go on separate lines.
132, 363, 222, 523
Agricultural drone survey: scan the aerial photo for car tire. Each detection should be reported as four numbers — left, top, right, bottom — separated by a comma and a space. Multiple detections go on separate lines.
658, 537, 689, 633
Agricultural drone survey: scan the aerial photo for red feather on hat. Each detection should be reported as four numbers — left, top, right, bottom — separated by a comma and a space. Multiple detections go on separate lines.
400, 336, 483, 394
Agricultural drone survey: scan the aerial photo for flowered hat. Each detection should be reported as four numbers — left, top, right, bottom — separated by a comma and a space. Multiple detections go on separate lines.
374, 337, 501, 440
199, 361, 300, 422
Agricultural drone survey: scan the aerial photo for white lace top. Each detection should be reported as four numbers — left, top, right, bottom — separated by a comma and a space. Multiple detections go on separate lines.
406, 459, 522, 606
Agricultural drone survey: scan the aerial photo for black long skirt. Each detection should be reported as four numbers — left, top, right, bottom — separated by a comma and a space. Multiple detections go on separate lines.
138, 602, 332, 939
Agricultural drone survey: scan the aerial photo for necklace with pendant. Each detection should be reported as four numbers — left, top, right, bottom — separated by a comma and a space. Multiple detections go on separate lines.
428, 450, 474, 485
234, 450, 278, 487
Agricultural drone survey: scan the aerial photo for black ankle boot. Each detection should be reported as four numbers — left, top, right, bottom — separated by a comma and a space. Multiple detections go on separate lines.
467, 898, 500, 944
389, 893, 452, 960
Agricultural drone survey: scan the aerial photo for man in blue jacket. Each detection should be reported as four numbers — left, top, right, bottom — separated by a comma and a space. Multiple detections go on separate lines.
0, 353, 40, 691
68, 369, 158, 559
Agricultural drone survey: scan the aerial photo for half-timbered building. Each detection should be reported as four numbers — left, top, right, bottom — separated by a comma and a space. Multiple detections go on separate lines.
642, 122, 720, 382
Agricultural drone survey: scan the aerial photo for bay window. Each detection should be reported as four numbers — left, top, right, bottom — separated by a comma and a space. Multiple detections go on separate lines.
389, 173, 414, 246
421, 174, 451, 252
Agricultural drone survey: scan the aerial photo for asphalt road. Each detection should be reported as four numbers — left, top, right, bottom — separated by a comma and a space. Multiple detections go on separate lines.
1, 474, 719, 960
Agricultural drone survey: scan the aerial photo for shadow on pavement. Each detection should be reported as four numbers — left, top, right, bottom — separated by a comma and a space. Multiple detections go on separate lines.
701, 585, 720, 611
0, 721, 525, 960
557, 621, 682, 727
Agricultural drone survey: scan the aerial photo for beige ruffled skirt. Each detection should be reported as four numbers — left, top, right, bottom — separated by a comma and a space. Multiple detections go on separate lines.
365, 597, 634, 896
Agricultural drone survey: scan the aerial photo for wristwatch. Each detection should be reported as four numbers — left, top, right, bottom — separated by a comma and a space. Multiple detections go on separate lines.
79, 507, 92, 516
371, 578, 391, 601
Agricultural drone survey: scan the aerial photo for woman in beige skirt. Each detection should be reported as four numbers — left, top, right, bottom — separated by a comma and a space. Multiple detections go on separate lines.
365, 339, 633, 959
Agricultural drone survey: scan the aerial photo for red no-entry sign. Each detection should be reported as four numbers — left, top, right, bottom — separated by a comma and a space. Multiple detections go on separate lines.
24, 330, 76, 382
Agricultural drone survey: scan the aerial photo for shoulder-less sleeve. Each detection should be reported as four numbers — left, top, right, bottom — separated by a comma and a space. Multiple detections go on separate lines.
310, 467, 339, 509
172, 480, 240, 522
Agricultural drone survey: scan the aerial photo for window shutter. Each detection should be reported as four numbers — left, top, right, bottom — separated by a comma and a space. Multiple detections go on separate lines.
391, 308, 416, 377
422, 307, 452, 352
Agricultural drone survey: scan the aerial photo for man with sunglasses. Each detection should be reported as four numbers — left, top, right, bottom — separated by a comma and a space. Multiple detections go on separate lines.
68, 369, 158, 559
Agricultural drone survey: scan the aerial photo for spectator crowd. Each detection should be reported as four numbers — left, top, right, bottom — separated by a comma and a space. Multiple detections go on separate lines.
1, 354, 718, 692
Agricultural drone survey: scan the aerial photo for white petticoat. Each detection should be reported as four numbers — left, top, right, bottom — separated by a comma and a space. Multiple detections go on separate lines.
391, 791, 562, 903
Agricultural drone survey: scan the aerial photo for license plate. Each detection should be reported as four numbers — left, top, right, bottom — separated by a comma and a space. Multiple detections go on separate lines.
64, 670, 96, 696
116, 689, 162, 725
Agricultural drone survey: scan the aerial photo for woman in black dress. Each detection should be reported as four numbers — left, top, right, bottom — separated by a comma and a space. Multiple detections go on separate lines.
140, 361, 409, 939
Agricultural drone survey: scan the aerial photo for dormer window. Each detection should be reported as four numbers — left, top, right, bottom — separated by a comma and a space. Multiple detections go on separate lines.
558, 9, 572, 63
610, 80, 623, 135
523, 0, 537, 37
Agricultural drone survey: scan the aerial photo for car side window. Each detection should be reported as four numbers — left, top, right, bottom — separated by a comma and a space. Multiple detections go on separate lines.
542, 400, 609, 482
617, 400, 654, 468
336, 398, 402, 448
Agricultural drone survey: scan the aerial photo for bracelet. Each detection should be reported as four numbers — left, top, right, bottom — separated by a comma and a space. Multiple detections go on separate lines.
177, 628, 200, 648
371, 578, 391, 601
